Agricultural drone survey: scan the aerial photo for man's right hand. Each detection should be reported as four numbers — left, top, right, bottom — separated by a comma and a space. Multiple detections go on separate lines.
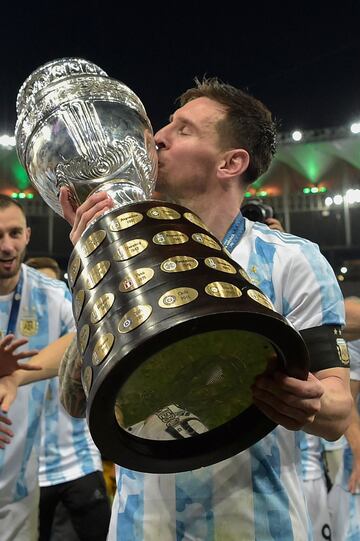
0, 413, 13, 449
59, 187, 113, 245
0, 374, 19, 414
0, 334, 39, 377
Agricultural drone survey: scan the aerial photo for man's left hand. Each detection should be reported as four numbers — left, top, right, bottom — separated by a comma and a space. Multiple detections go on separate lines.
252, 370, 324, 430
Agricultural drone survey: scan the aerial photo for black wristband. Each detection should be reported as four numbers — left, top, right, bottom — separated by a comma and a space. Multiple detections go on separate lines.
299, 325, 350, 372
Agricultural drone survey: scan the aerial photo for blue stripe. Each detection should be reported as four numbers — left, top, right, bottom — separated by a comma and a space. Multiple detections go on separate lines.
251, 431, 293, 541
15, 381, 47, 500
299, 243, 345, 325
176, 470, 214, 540
117, 468, 145, 540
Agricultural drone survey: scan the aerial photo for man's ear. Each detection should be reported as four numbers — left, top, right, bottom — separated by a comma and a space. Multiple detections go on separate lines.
217, 149, 250, 179
25, 226, 31, 245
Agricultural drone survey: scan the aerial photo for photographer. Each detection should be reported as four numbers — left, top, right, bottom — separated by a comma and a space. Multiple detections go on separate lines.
241, 197, 285, 231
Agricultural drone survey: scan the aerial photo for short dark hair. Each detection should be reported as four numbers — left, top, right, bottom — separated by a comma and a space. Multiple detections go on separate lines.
0, 194, 26, 218
25, 256, 61, 279
179, 77, 277, 184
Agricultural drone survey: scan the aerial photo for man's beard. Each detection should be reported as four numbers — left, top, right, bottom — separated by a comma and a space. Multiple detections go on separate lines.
0, 250, 25, 280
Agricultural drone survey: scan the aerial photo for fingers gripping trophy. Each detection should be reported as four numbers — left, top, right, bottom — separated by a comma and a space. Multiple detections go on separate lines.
15, 58, 309, 473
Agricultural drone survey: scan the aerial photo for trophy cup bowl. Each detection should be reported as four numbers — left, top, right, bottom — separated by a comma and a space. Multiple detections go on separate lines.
16, 58, 309, 473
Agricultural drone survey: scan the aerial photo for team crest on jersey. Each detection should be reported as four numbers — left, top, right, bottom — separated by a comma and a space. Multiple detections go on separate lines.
20, 310, 39, 337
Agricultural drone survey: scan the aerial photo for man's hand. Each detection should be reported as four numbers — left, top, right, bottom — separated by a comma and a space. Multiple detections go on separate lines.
59, 187, 113, 245
0, 374, 19, 413
0, 334, 39, 377
0, 413, 13, 448
265, 217, 285, 232
252, 370, 324, 430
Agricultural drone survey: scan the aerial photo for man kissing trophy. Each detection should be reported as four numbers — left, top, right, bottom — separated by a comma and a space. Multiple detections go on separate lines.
15, 58, 309, 473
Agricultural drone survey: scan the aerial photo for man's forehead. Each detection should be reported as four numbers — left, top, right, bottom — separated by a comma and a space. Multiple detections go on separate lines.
0, 205, 27, 226
170, 98, 226, 124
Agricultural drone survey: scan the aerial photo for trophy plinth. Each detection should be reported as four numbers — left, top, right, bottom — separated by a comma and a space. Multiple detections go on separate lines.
16, 58, 309, 473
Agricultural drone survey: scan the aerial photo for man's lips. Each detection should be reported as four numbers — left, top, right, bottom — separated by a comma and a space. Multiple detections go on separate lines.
0, 258, 16, 268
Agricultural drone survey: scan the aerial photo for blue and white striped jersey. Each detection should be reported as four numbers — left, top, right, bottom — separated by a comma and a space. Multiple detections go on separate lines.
39, 377, 102, 486
107, 217, 345, 541
299, 433, 325, 482
0, 265, 74, 505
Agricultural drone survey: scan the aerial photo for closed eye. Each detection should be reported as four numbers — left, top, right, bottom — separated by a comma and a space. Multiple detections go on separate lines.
178, 125, 192, 135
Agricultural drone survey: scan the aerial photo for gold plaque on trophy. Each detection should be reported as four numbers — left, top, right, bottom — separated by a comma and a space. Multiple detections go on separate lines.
74, 290, 86, 320
113, 239, 148, 261
205, 282, 242, 298
153, 231, 189, 245
91, 293, 115, 323
160, 256, 199, 273
81, 230, 107, 257
159, 287, 199, 308
147, 207, 181, 220
86, 260, 111, 289
118, 304, 153, 333
119, 268, 154, 293
204, 257, 237, 274
192, 233, 222, 251
247, 289, 274, 311
109, 212, 144, 231
92, 333, 115, 366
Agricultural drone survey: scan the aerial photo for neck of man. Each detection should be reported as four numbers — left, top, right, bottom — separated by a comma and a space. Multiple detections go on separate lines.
0, 272, 21, 296
175, 191, 243, 241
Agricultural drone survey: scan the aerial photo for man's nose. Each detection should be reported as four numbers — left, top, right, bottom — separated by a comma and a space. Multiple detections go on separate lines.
0, 236, 15, 253
154, 126, 168, 149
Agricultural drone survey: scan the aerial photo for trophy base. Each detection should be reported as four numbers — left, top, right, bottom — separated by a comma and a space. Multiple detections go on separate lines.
67, 200, 309, 473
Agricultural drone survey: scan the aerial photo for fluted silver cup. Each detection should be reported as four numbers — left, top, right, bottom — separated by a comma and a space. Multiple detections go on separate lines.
16, 57, 157, 216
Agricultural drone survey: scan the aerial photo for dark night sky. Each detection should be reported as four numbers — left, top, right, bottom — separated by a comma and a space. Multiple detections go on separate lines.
1, 1, 360, 136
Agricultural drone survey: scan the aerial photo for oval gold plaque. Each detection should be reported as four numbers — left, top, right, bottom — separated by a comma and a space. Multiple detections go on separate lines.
85, 260, 111, 289
73, 289, 86, 320
146, 207, 181, 220
205, 282, 242, 298
81, 230, 107, 257
79, 324, 90, 354
159, 287, 199, 308
113, 239, 148, 261
247, 289, 274, 311
119, 268, 154, 293
160, 256, 199, 273
109, 212, 143, 231
191, 233, 222, 251
68, 255, 81, 287
238, 268, 252, 283
82, 366, 93, 397
153, 231, 189, 245
118, 304, 153, 334
183, 212, 208, 230
204, 257, 237, 274
91, 293, 115, 323
92, 333, 115, 366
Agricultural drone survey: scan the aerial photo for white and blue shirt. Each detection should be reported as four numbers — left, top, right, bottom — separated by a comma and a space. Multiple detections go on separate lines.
39, 377, 102, 486
107, 216, 345, 541
0, 265, 74, 504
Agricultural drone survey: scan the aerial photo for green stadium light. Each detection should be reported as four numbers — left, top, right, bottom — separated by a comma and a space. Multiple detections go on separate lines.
303, 187, 311, 194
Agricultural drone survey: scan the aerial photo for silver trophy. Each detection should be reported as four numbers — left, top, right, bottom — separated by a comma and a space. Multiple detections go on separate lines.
16, 58, 309, 473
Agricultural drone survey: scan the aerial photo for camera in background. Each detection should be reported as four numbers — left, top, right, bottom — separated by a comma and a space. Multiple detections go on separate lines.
240, 197, 274, 223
